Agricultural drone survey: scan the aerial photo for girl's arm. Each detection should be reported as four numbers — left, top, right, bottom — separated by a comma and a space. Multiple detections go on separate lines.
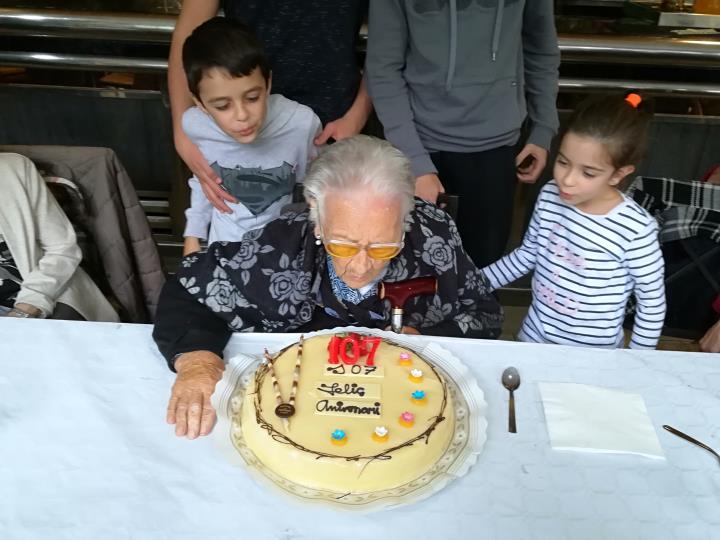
481, 201, 542, 291
627, 222, 666, 349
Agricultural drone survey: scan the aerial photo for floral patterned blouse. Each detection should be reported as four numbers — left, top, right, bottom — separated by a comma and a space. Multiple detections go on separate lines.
153, 199, 503, 368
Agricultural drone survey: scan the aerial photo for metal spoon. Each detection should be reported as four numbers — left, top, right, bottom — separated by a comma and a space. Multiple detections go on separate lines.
502, 367, 521, 433
663, 425, 720, 465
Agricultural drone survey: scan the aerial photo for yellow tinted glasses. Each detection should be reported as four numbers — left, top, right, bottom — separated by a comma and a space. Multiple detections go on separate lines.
324, 239, 404, 260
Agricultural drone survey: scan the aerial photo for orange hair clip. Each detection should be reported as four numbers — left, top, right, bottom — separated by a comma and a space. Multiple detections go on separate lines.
625, 93, 642, 108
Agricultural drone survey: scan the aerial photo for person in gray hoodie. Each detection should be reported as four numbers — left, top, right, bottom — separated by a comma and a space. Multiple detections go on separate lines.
181, 17, 321, 255
366, 0, 560, 267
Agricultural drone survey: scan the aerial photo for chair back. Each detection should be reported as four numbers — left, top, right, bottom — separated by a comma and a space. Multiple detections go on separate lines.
626, 175, 720, 337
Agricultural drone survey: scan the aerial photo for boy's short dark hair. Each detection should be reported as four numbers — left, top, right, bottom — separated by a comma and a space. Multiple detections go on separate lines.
182, 17, 271, 99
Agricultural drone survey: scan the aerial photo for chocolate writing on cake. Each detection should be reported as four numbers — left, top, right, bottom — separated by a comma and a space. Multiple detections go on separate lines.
324, 363, 383, 377
316, 382, 383, 400
318, 382, 365, 397
315, 400, 382, 417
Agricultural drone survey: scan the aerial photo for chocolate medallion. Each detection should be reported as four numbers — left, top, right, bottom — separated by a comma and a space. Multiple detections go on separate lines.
275, 403, 296, 418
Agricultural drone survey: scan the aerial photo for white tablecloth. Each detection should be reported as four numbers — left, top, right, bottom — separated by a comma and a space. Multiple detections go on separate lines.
1, 318, 719, 540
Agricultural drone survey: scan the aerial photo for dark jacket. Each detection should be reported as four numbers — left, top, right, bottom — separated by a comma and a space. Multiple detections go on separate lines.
153, 199, 503, 369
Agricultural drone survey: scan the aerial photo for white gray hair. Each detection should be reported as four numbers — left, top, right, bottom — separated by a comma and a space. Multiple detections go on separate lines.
303, 135, 415, 224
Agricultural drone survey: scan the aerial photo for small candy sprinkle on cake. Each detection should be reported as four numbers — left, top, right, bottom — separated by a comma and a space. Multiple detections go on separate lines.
411, 390, 427, 405
399, 411, 415, 428
409, 369, 423, 383
331, 429, 348, 446
372, 425, 389, 443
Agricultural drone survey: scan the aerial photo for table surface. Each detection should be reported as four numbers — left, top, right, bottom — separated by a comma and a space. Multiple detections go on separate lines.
1, 318, 719, 540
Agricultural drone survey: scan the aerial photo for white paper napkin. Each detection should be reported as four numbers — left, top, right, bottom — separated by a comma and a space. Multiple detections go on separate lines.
538, 382, 665, 460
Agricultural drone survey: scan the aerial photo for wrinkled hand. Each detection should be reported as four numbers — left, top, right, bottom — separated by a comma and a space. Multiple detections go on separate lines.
415, 173, 445, 204
699, 319, 720, 353
167, 351, 225, 439
7, 303, 42, 318
516, 143, 548, 184
175, 129, 236, 213
314, 112, 366, 146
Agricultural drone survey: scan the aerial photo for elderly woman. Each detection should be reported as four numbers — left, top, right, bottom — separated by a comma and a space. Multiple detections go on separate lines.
153, 136, 502, 438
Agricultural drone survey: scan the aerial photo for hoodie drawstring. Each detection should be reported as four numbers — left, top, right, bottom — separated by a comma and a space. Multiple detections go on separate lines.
445, 0, 458, 92
491, 0, 505, 62
447, 0, 505, 90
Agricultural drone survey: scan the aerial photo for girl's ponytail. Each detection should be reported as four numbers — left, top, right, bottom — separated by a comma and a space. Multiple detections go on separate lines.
624, 92, 642, 109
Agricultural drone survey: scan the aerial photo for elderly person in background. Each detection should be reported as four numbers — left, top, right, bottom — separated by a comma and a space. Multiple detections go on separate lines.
153, 135, 503, 439
0, 153, 118, 322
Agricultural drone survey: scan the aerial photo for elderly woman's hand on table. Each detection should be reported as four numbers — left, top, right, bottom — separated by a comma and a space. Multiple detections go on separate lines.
167, 351, 225, 439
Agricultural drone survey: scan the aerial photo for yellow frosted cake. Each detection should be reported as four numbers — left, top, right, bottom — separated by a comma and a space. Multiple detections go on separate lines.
237, 332, 455, 494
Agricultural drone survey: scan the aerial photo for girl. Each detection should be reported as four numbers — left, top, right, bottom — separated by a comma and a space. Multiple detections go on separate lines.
482, 94, 666, 349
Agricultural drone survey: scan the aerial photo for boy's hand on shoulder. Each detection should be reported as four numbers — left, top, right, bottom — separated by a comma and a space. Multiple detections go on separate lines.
516, 144, 548, 184
175, 130, 236, 213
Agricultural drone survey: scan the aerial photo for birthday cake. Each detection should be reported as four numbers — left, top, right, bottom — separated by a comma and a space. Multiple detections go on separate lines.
235, 332, 456, 495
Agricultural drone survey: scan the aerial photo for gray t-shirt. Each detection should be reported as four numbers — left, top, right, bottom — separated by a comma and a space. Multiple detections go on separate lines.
183, 94, 321, 244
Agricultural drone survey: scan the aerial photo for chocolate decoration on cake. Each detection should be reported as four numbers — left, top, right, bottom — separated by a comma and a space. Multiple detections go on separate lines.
275, 403, 296, 418
288, 335, 304, 411
263, 336, 306, 426
263, 348, 290, 432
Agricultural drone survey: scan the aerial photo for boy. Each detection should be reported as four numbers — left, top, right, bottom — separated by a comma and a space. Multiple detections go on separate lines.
181, 17, 321, 255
